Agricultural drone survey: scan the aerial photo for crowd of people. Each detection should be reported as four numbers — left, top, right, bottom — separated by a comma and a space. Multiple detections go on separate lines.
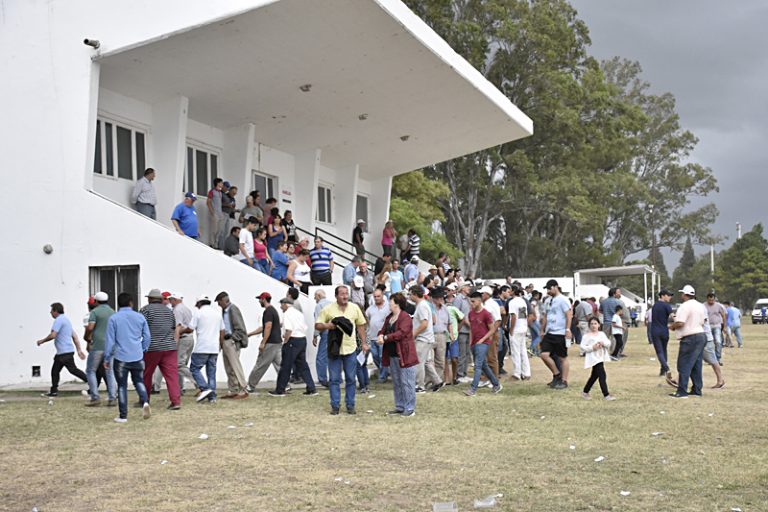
36, 253, 745, 421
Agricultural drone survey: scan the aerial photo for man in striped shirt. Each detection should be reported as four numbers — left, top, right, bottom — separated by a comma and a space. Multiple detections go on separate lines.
140, 288, 182, 410
309, 237, 334, 286
407, 229, 421, 260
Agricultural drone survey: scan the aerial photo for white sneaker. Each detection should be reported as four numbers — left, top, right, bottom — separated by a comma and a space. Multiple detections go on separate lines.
142, 402, 151, 419
196, 389, 213, 402
458, 377, 472, 384
477, 380, 491, 388
114, 417, 128, 423
81, 389, 89, 397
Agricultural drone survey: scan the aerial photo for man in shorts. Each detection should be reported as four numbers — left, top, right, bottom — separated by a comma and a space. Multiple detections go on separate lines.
539, 279, 572, 389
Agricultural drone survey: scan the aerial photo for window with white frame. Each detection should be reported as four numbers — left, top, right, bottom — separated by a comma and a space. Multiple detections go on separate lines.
184, 143, 220, 196
252, 171, 278, 202
316, 184, 334, 224
93, 118, 147, 181
89, 265, 140, 312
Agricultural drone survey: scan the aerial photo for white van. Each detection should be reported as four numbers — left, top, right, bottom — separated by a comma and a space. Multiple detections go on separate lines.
751, 298, 768, 324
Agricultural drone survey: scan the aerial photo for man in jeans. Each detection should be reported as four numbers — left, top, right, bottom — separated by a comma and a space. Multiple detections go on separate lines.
183, 295, 224, 403
36, 302, 88, 398
169, 292, 196, 394
83, 292, 116, 406
247, 292, 284, 391
724, 301, 743, 348
104, 293, 152, 423
140, 288, 182, 410
409, 285, 441, 393
366, 289, 391, 384
315, 286, 368, 415
669, 285, 708, 398
312, 289, 332, 387
269, 298, 317, 397
463, 291, 502, 396
704, 293, 727, 364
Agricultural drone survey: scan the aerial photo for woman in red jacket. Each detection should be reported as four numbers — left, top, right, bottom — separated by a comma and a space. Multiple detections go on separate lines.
377, 292, 419, 417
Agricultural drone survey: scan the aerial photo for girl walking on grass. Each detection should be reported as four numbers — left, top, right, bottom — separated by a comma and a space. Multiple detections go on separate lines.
580, 317, 616, 401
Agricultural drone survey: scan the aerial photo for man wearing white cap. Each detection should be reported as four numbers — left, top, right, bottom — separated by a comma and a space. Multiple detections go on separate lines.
182, 295, 224, 403
83, 292, 116, 406
352, 219, 366, 257
168, 292, 196, 394
668, 285, 708, 398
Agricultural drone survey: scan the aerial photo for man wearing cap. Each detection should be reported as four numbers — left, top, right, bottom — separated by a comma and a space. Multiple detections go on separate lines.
430, 287, 450, 391
352, 219, 366, 257
140, 289, 182, 409
36, 303, 88, 398
539, 279, 573, 390
269, 298, 317, 397
168, 292, 196, 394
206, 178, 226, 249
404, 256, 421, 285
315, 285, 368, 415
408, 285, 441, 393
215, 292, 249, 399
246, 292, 284, 392
171, 192, 200, 239
650, 289, 675, 382
83, 292, 116, 406
131, 168, 157, 220
669, 285, 708, 398
104, 293, 152, 423
183, 295, 224, 403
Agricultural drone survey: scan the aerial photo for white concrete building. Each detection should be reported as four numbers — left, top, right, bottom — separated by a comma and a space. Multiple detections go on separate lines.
0, 0, 532, 387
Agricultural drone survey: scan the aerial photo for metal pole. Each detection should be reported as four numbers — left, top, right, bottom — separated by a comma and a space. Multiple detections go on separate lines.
643, 272, 648, 305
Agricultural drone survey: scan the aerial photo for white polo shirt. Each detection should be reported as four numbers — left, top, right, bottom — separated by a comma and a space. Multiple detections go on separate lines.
190, 305, 224, 354
282, 306, 308, 339
674, 299, 706, 339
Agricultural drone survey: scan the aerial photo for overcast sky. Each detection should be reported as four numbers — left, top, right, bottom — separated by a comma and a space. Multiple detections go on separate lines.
570, 0, 768, 270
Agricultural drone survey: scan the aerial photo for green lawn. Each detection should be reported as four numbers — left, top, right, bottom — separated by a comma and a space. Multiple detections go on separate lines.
1, 325, 766, 511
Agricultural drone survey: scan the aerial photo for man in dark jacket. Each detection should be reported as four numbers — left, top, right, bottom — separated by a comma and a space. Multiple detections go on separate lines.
215, 292, 249, 399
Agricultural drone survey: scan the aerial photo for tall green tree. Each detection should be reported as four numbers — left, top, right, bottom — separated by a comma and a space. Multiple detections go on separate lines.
716, 224, 768, 309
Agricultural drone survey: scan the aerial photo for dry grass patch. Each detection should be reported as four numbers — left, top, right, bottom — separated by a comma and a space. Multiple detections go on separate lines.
1, 326, 767, 511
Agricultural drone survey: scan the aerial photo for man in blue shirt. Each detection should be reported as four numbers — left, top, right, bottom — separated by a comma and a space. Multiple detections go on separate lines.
539, 279, 573, 390
171, 192, 200, 239
600, 288, 622, 338
309, 237, 334, 285
724, 301, 743, 348
270, 241, 291, 282
650, 289, 674, 381
36, 302, 88, 397
343, 256, 362, 286
104, 292, 152, 423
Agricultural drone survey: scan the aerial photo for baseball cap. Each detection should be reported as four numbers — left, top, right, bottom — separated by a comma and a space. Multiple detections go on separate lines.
162, 291, 171, 299
279, 297, 294, 305
87, 295, 96, 306
545, 279, 559, 289
196, 294, 211, 303
658, 289, 673, 297
356, 219, 365, 224
94, 291, 108, 302
479, 286, 493, 295
256, 292, 272, 301
146, 288, 164, 299
223, 181, 231, 188
169, 291, 183, 300
410, 256, 419, 263
446, 283, 458, 291
184, 192, 197, 200
678, 285, 696, 296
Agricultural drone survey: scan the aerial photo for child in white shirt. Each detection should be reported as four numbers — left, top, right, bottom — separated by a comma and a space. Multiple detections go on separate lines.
580, 317, 615, 400
610, 305, 625, 360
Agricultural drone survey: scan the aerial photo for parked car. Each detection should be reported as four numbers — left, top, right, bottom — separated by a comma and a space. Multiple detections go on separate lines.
751, 298, 768, 324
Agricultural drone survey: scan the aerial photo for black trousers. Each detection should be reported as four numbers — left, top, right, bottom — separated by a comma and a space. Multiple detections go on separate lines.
611, 334, 624, 358
50, 352, 88, 392
583, 362, 609, 396
310, 271, 332, 286
276, 338, 315, 393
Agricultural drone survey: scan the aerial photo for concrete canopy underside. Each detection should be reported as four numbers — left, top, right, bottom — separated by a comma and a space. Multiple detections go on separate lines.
97, 0, 533, 181
577, 265, 657, 278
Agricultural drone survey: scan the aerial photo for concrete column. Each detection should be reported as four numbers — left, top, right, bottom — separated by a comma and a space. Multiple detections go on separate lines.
222, 123, 255, 196
151, 95, 189, 227
366, 175, 392, 256
334, 164, 360, 248
292, 149, 321, 234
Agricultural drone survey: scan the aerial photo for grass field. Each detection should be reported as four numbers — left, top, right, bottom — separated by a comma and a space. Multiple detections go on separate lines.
1, 325, 767, 511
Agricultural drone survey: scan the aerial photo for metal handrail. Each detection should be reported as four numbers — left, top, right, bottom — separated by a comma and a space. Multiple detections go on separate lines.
315, 226, 377, 267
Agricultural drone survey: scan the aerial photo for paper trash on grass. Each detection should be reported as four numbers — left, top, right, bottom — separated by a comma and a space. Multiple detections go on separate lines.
227, 425, 237, 429
366, 410, 374, 414
244, 422, 254, 427
474, 493, 503, 509
160, 460, 168, 465
198, 434, 209, 440
540, 416, 546, 420
620, 491, 631, 496
594, 456, 605, 462
367, 394, 376, 399
708, 413, 715, 417
432, 501, 458, 512
731, 508, 743, 512
651, 432, 664, 437
569, 445, 576, 450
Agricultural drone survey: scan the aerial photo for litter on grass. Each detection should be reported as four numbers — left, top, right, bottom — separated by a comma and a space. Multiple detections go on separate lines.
198, 434, 209, 440
160, 460, 168, 465
569, 445, 576, 450
651, 432, 664, 437
594, 456, 606, 462
474, 493, 503, 509
620, 491, 631, 497
432, 502, 458, 512
227, 425, 236, 429
244, 422, 254, 427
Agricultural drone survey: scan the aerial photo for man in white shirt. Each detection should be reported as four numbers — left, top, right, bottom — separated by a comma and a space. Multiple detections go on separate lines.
183, 295, 224, 403
238, 217, 258, 267
131, 168, 157, 219
269, 298, 317, 397
508, 285, 531, 380
669, 285, 707, 398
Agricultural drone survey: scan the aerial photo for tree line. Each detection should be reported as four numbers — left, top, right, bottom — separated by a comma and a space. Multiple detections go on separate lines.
391, 0, 718, 279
